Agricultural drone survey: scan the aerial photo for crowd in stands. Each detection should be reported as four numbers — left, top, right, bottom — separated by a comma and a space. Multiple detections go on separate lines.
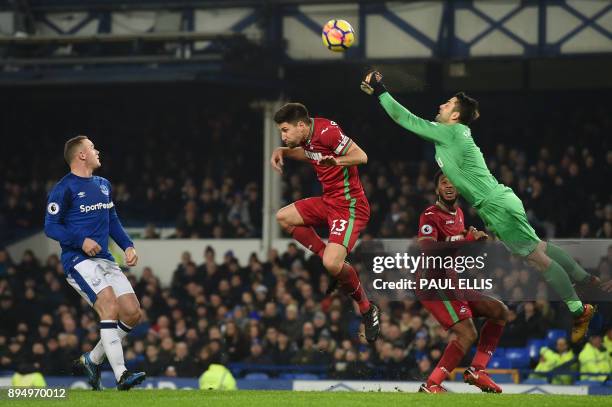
0, 97, 263, 244
0, 245, 610, 382
1, 92, 611, 247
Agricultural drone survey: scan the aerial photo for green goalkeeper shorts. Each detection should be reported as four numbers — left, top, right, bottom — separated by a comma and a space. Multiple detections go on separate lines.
477, 187, 540, 257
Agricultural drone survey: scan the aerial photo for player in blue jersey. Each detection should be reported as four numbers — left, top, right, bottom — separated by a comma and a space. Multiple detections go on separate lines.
44, 135, 146, 390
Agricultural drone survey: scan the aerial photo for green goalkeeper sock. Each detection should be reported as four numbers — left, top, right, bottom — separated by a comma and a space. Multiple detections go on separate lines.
542, 260, 584, 316
545, 242, 590, 283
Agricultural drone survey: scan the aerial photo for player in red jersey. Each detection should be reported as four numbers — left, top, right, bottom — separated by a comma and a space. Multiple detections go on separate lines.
270, 102, 380, 343
417, 171, 508, 393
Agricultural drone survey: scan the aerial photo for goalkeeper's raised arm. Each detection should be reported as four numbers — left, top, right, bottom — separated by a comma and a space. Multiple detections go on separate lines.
361, 71, 469, 145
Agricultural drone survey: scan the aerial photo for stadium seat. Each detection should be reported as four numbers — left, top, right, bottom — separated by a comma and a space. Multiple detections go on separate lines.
575, 380, 605, 386
546, 329, 567, 346
279, 373, 320, 380
101, 371, 115, 381
504, 347, 531, 368
292, 373, 319, 380
488, 356, 511, 369
489, 373, 515, 384
244, 373, 270, 380
522, 378, 548, 385
527, 339, 549, 359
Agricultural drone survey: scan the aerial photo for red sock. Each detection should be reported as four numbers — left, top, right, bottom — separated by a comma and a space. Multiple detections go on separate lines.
471, 320, 505, 370
291, 226, 326, 257
337, 263, 370, 314
427, 340, 465, 386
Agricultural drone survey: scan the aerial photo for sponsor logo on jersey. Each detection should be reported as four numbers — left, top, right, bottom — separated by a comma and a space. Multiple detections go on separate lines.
321, 127, 329, 134
47, 202, 60, 215
445, 220, 455, 224
100, 184, 110, 196
304, 150, 323, 162
80, 201, 114, 213
91, 278, 102, 287
421, 224, 433, 235
77, 191, 87, 198
435, 156, 444, 168
459, 306, 468, 314
424, 211, 434, 216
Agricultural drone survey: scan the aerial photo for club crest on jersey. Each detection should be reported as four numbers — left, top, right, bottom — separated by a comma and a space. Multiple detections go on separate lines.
100, 184, 110, 196
47, 202, 60, 215
421, 224, 433, 235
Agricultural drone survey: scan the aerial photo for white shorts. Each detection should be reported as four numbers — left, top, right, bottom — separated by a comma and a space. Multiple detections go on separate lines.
66, 258, 135, 306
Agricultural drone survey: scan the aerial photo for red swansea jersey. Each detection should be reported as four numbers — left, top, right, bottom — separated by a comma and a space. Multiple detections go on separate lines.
301, 118, 366, 203
418, 204, 465, 242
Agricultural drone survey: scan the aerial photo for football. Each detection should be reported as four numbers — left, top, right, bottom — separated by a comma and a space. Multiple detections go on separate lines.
321, 19, 355, 52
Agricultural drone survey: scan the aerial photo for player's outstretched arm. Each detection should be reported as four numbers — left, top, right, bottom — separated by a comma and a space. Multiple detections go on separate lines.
361, 71, 453, 144
270, 147, 307, 174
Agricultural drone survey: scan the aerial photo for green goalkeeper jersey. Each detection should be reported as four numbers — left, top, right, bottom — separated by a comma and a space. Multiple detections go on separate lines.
379, 92, 506, 208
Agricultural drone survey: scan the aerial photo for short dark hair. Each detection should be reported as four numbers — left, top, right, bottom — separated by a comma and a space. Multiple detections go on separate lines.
64, 135, 88, 165
273, 103, 310, 125
453, 92, 480, 125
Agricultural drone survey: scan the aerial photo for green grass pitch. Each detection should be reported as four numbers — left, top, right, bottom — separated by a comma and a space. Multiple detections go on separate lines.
3, 390, 610, 407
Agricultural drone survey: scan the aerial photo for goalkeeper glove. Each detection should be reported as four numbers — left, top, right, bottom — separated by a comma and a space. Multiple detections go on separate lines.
360, 71, 387, 97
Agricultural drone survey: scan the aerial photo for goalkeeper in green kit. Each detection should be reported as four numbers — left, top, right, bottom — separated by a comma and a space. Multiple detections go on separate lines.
361, 71, 606, 343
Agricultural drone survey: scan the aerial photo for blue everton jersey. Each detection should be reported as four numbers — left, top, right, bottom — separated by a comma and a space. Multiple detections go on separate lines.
44, 173, 133, 272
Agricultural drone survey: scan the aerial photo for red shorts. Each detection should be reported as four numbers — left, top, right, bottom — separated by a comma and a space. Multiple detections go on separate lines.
416, 270, 486, 329
294, 195, 370, 253
421, 298, 473, 330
